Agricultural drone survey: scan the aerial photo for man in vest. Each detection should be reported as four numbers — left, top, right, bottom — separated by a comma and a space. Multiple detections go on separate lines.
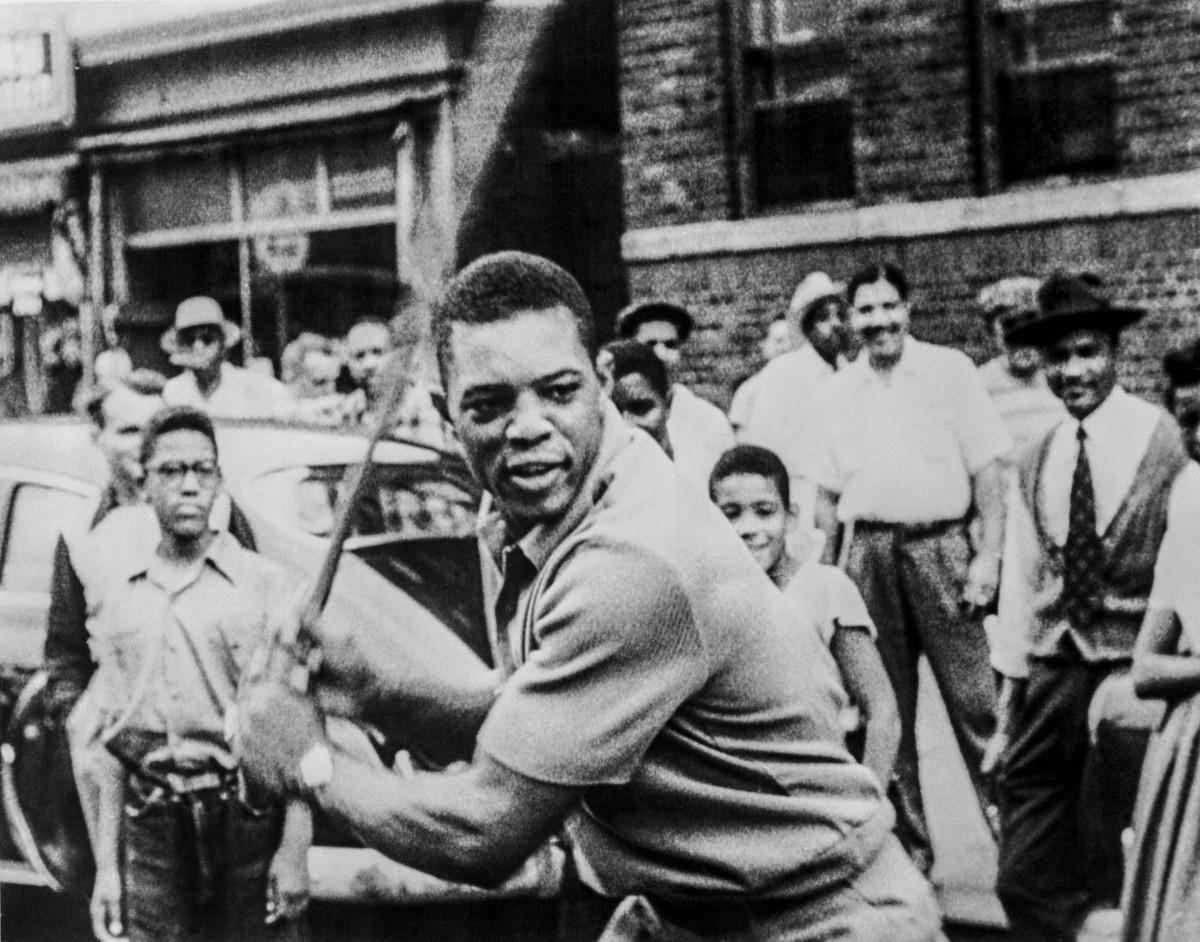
987, 272, 1188, 942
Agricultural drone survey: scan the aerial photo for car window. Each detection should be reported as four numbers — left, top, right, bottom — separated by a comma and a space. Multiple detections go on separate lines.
248, 461, 479, 541
1, 483, 91, 594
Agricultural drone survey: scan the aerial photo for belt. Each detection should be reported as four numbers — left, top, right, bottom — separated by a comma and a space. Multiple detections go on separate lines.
853, 517, 963, 540
647, 895, 797, 938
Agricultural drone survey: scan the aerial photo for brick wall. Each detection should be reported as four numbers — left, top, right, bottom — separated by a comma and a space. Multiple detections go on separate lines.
619, 0, 732, 228
853, 0, 975, 203
628, 212, 1200, 410
618, 0, 1200, 408
1119, 1, 1200, 174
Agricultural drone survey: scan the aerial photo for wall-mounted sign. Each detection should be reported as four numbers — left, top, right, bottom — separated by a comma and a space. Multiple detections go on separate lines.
0, 22, 75, 137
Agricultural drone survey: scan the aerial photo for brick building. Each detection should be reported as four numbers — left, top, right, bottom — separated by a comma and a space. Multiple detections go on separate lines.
618, 0, 1200, 407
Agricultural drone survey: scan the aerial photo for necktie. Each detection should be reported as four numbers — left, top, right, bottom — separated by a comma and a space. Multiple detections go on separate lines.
1062, 425, 1103, 630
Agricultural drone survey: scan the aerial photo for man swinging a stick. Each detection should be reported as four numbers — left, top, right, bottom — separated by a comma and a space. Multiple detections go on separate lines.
237, 252, 944, 941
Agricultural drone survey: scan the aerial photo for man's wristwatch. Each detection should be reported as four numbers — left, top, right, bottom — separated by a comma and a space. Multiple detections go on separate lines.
298, 742, 334, 795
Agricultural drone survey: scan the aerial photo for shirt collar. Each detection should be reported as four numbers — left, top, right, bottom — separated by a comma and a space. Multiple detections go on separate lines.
477, 401, 634, 572
132, 529, 241, 592
1075, 385, 1129, 442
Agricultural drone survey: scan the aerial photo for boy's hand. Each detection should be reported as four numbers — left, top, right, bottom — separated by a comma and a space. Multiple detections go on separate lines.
90, 866, 124, 941
265, 842, 311, 924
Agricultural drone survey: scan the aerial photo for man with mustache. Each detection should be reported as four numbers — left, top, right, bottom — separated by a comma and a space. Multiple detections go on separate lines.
987, 273, 1188, 942
805, 261, 1011, 876
237, 251, 943, 941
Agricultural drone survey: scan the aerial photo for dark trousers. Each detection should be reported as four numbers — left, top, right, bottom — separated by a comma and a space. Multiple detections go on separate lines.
995, 658, 1149, 942
845, 522, 997, 872
122, 774, 306, 942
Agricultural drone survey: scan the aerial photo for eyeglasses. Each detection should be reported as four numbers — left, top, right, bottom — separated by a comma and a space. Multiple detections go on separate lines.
146, 461, 220, 487
177, 327, 224, 348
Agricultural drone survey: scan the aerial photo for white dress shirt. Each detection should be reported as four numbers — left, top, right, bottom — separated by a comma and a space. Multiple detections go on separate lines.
164, 362, 296, 420
806, 338, 1011, 524
667, 383, 735, 494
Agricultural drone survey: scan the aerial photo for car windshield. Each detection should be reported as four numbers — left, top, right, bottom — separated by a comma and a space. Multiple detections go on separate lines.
244, 456, 491, 663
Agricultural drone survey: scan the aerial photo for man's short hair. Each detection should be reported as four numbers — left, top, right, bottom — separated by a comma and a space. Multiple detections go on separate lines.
139, 405, 218, 467
433, 251, 595, 383
604, 340, 669, 399
82, 369, 168, 429
847, 262, 909, 306
281, 333, 336, 385
709, 444, 791, 508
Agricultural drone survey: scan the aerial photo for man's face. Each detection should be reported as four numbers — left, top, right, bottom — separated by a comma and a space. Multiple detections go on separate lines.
445, 307, 605, 537
632, 319, 683, 370
760, 320, 793, 362
346, 322, 391, 398
804, 299, 849, 365
1044, 328, 1118, 420
142, 429, 221, 542
712, 472, 790, 574
1172, 384, 1200, 462
95, 387, 162, 486
850, 278, 909, 370
611, 372, 669, 451
174, 325, 227, 375
298, 351, 340, 398
992, 319, 1043, 378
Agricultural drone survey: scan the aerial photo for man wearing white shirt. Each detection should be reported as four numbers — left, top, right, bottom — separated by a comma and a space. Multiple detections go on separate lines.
616, 300, 734, 491
162, 296, 296, 420
736, 272, 854, 525
987, 273, 1188, 942
807, 262, 1010, 876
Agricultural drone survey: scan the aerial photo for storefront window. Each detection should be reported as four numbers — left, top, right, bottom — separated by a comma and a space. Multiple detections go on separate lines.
110, 120, 408, 371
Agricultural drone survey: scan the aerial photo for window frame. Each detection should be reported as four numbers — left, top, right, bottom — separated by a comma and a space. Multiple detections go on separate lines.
986, 0, 1119, 187
731, 0, 856, 215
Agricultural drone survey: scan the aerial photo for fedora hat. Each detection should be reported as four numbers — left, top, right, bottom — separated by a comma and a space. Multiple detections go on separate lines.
160, 296, 241, 354
1004, 272, 1144, 348
616, 300, 693, 342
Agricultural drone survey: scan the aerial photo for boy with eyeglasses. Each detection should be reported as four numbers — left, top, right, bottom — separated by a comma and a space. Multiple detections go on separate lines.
82, 405, 311, 942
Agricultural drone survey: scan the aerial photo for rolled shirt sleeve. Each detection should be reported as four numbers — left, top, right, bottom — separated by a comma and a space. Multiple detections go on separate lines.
478, 542, 707, 786
955, 357, 1012, 474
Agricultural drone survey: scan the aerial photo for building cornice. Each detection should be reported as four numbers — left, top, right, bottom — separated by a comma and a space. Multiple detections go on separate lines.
622, 169, 1200, 262
76, 0, 484, 67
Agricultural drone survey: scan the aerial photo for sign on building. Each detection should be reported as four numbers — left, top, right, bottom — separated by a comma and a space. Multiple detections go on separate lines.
0, 21, 75, 137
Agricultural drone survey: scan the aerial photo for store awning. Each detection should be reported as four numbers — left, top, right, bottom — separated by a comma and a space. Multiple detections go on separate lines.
0, 155, 77, 216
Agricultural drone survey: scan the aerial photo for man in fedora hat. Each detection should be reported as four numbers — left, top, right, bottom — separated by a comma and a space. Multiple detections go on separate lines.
805, 261, 1010, 877
162, 296, 295, 419
987, 272, 1188, 942
616, 299, 733, 490
735, 271, 855, 525
977, 276, 1065, 459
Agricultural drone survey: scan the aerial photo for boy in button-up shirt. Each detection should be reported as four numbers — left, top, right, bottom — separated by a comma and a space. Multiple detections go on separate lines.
85, 406, 310, 942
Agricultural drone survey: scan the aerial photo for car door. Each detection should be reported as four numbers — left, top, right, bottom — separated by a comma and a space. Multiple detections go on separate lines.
0, 469, 97, 671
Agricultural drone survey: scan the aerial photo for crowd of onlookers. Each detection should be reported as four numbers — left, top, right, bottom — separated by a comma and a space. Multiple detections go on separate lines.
50, 258, 1200, 942
600, 262, 1200, 942
80, 294, 447, 448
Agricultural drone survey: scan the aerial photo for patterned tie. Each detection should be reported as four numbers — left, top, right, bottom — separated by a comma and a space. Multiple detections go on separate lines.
1062, 425, 1104, 630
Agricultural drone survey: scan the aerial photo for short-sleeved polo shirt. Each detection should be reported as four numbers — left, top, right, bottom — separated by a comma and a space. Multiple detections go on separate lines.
477, 405, 891, 901
806, 338, 1010, 524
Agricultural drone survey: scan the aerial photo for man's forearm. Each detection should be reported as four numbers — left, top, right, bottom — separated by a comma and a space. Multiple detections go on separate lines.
313, 750, 577, 889
971, 460, 1006, 559
815, 487, 841, 565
